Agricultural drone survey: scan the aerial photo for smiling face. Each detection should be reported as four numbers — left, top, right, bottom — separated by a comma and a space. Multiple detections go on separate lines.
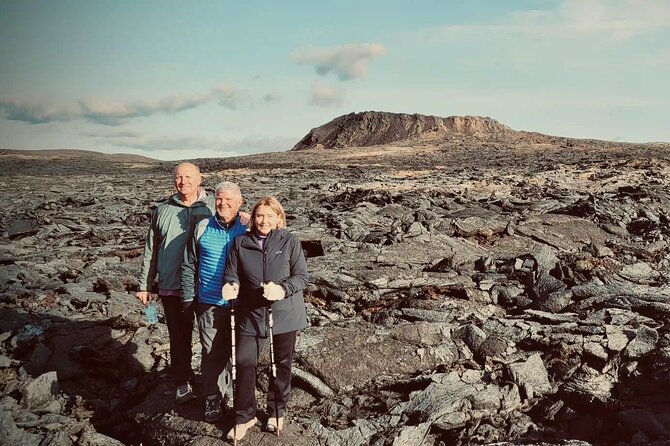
174, 163, 201, 201
215, 189, 243, 223
254, 204, 280, 236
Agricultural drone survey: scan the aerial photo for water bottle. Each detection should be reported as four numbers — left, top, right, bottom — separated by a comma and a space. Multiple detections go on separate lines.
145, 302, 159, 325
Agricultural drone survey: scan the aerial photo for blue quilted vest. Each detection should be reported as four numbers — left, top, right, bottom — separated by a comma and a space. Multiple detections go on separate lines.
197, 216, 247, 306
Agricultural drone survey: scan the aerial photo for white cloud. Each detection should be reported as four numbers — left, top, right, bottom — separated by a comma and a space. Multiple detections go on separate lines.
432, 0, 670, 40
291, 43, 387, 81
559, 0, 670, 39
263, 92, 281, 103
309, 83, 344, 107
0, 97, 76, 124
79, 88, 236, 125
108, 134, 298, 154
85, 129, 143, 138
214, 84, 238, 110
0, 86, 241, 126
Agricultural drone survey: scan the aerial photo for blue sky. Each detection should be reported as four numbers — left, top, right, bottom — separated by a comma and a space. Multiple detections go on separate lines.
1, 0, 669, 161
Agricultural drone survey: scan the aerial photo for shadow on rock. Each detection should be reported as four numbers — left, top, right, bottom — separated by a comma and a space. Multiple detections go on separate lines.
0, 304, 222, 445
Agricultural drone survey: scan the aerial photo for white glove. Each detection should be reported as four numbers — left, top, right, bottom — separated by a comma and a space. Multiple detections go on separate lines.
263, 282, 285, 301
222, 282, 239, 300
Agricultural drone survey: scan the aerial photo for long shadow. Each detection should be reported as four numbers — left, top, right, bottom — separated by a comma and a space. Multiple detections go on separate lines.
0, 305, 236, 445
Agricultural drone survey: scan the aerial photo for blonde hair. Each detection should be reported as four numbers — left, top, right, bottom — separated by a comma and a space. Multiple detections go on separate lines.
251, 196, 286, 229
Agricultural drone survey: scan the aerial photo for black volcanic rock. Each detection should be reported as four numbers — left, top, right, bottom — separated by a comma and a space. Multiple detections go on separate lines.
0, 128, 669, 446
291, 111, 515, 150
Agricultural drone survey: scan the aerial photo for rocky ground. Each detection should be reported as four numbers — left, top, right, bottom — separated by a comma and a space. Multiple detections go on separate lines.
1, 131, 669, 446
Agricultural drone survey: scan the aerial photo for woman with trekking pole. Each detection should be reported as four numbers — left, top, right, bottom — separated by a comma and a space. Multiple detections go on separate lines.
222, 196, 309, 442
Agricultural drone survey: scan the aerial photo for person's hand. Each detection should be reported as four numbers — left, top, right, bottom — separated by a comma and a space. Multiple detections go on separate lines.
262, 282, 285, 301
239, 212, 251, 226
136, 291, 157, 307
181, 300, 193, 313
222, 282, 239, 300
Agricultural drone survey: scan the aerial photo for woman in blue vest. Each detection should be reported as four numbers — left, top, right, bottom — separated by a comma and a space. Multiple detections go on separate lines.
223, 196, 308, 441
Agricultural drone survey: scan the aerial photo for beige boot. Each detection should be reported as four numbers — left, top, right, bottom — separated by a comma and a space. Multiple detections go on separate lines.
226, 418, 257, 441
266, 416, 284, 433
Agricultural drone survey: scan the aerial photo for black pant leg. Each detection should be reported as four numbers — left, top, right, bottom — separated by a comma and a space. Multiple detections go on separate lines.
267, 330, 297, 418
161, 296, 194, 383
235, 334, 263, 424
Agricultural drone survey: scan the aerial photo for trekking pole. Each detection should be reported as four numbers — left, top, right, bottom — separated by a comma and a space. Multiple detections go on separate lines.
267, 306, 280, 436
230, 301, 237, 446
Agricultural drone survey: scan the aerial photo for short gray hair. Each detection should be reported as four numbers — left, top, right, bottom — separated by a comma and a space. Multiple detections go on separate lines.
214, 181, 242, 197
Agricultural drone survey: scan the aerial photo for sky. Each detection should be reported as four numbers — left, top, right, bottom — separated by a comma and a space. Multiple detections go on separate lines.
1, 0, 669, 161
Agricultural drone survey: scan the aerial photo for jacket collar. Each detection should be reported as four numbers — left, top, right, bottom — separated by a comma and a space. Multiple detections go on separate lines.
242, 228, 285, 249
214, 212, 242, 230
168, 191, 208, 207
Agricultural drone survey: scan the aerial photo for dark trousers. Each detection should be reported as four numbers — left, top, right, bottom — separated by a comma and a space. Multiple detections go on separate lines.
160, 296, 195, 384
195, 303, 233, 399
235, 331, 297, 424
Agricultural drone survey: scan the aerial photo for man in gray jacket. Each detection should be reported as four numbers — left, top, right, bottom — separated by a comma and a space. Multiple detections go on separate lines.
136, 162, 214, 403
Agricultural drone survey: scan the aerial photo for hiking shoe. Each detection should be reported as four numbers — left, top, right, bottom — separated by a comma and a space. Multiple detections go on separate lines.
226, 418, 257, 441
204, 394, 223, 422
175, 382, 195, 404
266, 415, 284, 433
223, 395, 234, 409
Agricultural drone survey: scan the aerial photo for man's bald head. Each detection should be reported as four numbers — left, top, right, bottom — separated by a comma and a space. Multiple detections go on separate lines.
174, 163, 202, 203
174, 162, 201, 176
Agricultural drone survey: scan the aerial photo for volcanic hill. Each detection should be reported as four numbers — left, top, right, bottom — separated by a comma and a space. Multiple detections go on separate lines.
291, 111, 517, 151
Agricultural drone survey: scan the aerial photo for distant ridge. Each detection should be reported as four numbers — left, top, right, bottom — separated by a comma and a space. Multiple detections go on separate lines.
0, 149, 157, 163
292, 111, 516, 151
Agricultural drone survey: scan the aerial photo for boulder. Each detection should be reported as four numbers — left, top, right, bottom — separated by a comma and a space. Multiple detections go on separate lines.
21, 371, 59, 410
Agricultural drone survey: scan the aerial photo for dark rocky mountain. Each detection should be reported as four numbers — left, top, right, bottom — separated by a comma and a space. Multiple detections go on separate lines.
1, 116, 669, 446
0, 149, 157, 163
292, 111, 518, 150
0, 149, 160, 176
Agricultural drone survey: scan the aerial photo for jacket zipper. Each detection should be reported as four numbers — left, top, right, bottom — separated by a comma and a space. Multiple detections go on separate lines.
263, 236, 269, 338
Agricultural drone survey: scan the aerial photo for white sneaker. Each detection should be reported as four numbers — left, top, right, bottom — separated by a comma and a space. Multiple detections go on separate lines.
266, 416, 284, 433
226, 418, 257, 441
175, 383, 195, 404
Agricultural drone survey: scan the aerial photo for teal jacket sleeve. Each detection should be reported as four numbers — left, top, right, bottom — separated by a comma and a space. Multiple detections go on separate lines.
138, 209, 159, 292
